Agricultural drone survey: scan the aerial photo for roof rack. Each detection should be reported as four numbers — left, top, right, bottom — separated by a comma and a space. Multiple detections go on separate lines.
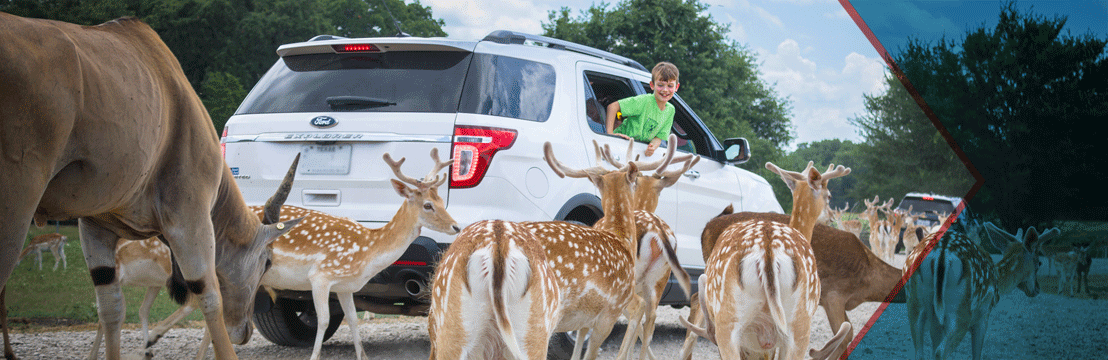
308, 35, 347, 42
482, 30, 648, 72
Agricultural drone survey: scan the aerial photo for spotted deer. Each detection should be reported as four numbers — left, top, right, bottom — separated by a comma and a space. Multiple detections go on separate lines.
428, 220, 562, 360
904, 222, 1059, 360
681, 162, 852, 360
597, 136, 695, 360
863, 196, 895, 261
1, 14, 303, 360
524, 141, 651, 360
828, 204, 864, 239
256, 149, 459, 360
16, 233, 67, 271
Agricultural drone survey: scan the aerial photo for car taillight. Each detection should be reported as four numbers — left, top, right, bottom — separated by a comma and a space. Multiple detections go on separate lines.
922, 196, 934, 201
450, 126, 517, 189
332, 44, 380, 53
220, 127, 227, 159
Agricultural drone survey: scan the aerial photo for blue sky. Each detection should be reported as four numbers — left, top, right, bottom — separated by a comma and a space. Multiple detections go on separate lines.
415, 0, 1106, 151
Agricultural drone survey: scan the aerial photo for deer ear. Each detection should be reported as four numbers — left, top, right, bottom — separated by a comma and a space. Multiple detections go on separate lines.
805, 166, 823, 191
264, 216, 304, 246
391, 179, 413, 199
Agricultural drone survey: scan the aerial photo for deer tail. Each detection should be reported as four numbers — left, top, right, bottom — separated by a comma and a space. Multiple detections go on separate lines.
763, 248, 795, 352
469, 232, 531, 359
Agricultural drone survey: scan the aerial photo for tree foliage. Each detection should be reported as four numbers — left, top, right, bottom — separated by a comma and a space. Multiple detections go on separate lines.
542, 0, 795, 171
847, 74, 975, 210
2, 0, 445, 127
890, 2, 1108, 229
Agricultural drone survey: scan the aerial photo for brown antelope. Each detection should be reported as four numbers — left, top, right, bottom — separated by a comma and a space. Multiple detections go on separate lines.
0, 13, 304, 360
255, 149, 459, 360
16, 233, 67, 271
597, 136, 695, 360
681, 162, 852, 360
904, 222, 1059, 360
428, 220, 562, 360
524, 141, 648, 360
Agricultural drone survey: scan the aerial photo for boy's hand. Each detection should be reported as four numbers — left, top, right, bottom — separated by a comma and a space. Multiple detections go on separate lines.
613, 133, 632, 141
645, 139, 661, 157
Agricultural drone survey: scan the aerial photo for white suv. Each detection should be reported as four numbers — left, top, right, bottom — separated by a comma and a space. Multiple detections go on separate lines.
222, 30, 782, 349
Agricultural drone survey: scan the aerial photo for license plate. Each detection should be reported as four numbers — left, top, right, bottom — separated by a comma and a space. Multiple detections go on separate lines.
300, 144, 352, 175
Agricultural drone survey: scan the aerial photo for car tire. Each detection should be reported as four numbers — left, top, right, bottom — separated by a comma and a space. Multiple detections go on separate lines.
547, 331, 589, 360
253, 297, 344, 347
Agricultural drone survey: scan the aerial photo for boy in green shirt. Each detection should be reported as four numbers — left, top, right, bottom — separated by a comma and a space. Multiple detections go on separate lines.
605, 61, 680, 157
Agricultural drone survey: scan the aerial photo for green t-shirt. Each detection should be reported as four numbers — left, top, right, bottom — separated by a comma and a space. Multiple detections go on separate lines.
613, 93, 674, 142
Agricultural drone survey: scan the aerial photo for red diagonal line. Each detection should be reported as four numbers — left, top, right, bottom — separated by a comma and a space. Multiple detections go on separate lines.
837, 1, 986, 358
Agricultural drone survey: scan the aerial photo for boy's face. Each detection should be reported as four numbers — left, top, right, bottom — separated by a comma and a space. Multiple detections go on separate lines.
650, 79, 679, 103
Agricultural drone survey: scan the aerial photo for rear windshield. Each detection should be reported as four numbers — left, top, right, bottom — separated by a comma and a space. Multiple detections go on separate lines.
236, 51, 556, 123
237, 51, 472, 114
899, 197, 956, 215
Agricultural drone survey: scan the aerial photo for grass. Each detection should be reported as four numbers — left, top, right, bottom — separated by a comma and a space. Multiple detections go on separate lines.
6, 225, 203, 332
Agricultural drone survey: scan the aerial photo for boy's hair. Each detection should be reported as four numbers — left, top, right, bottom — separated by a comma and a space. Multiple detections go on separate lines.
652, 62, 679, 82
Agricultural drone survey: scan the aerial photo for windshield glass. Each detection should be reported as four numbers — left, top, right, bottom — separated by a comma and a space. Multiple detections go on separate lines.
899, 197, 956, 215
236, 51, 471, 114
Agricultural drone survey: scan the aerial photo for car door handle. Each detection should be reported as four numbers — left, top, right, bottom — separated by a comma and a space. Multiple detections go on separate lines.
684, 170, 700, 179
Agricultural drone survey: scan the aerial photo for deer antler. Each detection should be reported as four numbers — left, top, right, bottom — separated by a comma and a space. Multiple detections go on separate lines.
546, 142, 613, 178
423, 148, 452, 187
384, 148, 453, 189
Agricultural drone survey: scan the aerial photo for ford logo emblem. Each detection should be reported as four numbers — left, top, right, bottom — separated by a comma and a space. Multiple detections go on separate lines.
310, 116, 337, 129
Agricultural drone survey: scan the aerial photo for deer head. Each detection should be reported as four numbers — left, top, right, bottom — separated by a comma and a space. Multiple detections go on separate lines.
383, 148, 460, 235
598, 134, 699, 212
982, 222, 1061, 297
765, 161, 851, 240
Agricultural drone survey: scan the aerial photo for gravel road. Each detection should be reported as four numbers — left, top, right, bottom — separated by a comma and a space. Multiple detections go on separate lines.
12, 255, 1105, 359
9, 302, 883, 360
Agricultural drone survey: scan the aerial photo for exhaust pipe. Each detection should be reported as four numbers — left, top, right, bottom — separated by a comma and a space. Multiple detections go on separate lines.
405, 278, 428, 298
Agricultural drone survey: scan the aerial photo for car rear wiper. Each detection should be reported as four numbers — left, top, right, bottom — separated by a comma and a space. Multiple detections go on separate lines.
326, 96, 396, 110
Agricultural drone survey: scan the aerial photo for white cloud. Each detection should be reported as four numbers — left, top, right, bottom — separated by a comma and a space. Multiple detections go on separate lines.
824, 8, 850, 20
756, 39, 888, 148
423, 0, 550, 40
735, 0, 785, 28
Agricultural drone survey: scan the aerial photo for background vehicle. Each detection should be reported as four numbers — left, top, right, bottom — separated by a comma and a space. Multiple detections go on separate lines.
897, 192, 961, 227
222, 30, 783, 352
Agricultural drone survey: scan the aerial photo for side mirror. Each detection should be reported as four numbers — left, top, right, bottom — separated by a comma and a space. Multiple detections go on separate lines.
723, 137, 751, 164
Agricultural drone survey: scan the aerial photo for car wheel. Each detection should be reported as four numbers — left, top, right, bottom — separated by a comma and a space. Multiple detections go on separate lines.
547, 330, 590, 360
253, 297, 344, 347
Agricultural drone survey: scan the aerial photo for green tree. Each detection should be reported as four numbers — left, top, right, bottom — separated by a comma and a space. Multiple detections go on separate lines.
891, 2, 1107, 229
542, 0, 794, 153
201, 71, 248, 132
848, 74, 974, 208
779, 139, 866, 211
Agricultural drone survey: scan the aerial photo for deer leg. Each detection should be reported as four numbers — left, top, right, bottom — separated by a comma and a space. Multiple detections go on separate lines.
584, 313, 620, 360
337, 292, 365, 360
79, 220, 127, 360
33, 250, 42, 271
569, 329, 588, 360
637, 275, 668, 360
147, 298, 198, 351
138, 286, 160, 352
59, 243, 66, 271
969, 316, 988, 360
614, 294, 644, 360
820, 300, 852, 359
714, 320, 741, 360
89, 322, 104, 360
678, 292, 702, 360
309, 280, 334, 360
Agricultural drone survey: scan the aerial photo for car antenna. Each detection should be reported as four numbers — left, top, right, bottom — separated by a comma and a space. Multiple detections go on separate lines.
378, 0, 410, 37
